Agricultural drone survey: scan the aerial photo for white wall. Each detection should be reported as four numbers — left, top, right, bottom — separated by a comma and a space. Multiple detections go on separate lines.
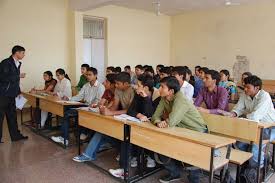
0, 0, 75, 90
171, 0, 275, 79
74, 5, 171, 80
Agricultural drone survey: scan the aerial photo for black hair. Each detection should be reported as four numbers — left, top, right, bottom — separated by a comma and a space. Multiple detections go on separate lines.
135, 65, 144, 70
205, 70, 220, 85
186, 68, 192, 75
242, 72, 252, 77
115, 67, 122, 73
172, 66, 187, 80
56, 68, 70, 81
145, 66, 155, 75
81, 64, 90, 70
157, 64, 164, 69
159, 66, 172, 75
106, 73, 117, 84
44, 71, 53, 78
115, 72, 131, 84
160, 76, 181, 94
220, 69, 232, 81
195, 66, 201, 69
199, 67, 209, 73
12, 45, 25, 55
137, 74, 155, 93
124, 65, 131, 70
244, 75, 262, 90
107, 66, 116, 73
87, 67, 98, 76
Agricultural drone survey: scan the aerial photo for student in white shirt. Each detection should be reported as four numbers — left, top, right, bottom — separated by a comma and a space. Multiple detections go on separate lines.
40, 69, 72, 128
51, 67, 105, 145
223, 75, 275, 169
171, 66, 194, 101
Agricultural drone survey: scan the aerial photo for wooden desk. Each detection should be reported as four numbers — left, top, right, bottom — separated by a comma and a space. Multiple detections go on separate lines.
78, 110, 126, 141
201, 112, 275, 183
128, 121, 235, 183
22, 92, 43, 107
39, 96, 83, 117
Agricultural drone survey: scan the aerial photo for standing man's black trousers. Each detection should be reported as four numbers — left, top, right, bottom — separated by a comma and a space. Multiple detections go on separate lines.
0, 96, 23, 142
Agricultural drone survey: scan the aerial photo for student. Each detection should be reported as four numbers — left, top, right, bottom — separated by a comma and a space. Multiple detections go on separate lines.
159, 66, 171, 80
237, 72, 252, 97
72, 72, 134, 162
109, 74, 161, 178
95, 73, 117, 108
124, 65, 136, 85
222, 75, 275, 171
219, 70, 237, 101
194, 66, 201, 79
194, 70, 229, 114
193, 66, 206, 98
76, 64, 89, 91
144, 66, 155, 77
154, 65, 164, 89
171, 66, 194, 101
30, 71, 57, 94
40, 69, 72, 129
199, 67, 209, 80
106, 66, 116, 75
132, 65, 144, 85
115, 66, 122, 73
51, 67, 105, 145
152, 76, 207, 183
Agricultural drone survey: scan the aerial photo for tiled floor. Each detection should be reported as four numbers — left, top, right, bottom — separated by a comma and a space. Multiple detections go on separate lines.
1, 113, 275, 183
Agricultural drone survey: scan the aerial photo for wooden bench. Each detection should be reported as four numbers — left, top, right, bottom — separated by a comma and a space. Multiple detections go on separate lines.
128, 121, 235, 183
201, 112, 274, 183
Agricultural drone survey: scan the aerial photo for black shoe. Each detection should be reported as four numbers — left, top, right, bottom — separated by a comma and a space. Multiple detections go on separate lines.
12, 135, 28, 142
159, 174, 181, 183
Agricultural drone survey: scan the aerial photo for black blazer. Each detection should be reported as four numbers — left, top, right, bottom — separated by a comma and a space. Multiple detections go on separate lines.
0, 56, 22, 97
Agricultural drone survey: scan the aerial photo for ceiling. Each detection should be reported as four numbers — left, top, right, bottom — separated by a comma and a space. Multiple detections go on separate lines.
69, 0, 263, 15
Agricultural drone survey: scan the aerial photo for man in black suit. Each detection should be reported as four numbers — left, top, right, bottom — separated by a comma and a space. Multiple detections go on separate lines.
0, 45, 28, 143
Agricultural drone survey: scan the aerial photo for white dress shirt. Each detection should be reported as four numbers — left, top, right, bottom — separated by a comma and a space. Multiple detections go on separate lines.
71, 80, 105, 105
54, 78, 72, 98
232, 90, 275, 123
180, 81, 194, 101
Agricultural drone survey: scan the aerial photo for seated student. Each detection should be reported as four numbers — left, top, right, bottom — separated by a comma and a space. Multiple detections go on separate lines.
40, 69, 72, 128
159, 66, 171, 80
94, 73, 117, 108
154, 64, 164, 89
171, 66, 194, 101
152, 76, 207, 183
222, 75, 275, 170
106, 66, 116, 75
237, 72, 252, 96
219, 69, 237, 101
51, 67, 105, 145
193, 67, 208, 98
132, 65, 145, 85
72, 72, 134, 162
194, 70, 229, 114
109, 74, 161, 178
145, 66, 155, 77
76, 64, 89, 91
124, 65, 136, 85
115, 66, 122, 73
30, 71, 57, 94
185, 67, 195, 87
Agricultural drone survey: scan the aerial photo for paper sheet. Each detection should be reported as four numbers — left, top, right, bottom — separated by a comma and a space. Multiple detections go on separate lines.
16, 96, 28, 110
114, 114, 141, 123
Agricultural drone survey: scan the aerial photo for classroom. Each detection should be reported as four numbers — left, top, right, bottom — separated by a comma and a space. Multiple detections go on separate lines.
1, 0, 275, 183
